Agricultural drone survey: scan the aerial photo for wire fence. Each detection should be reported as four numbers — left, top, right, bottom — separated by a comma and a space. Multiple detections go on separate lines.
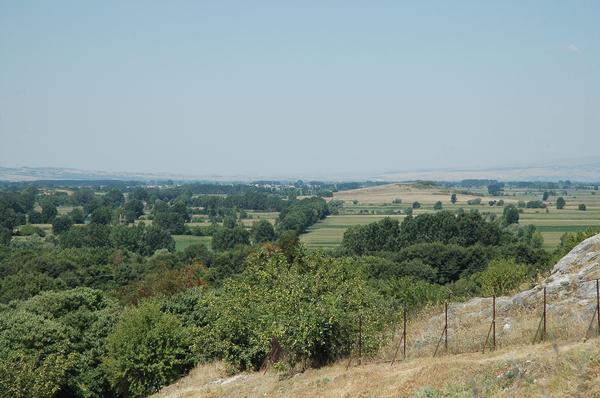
346, 279, 600, 367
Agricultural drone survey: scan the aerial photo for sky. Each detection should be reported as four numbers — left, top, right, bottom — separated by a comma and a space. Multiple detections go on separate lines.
1, 1, 599, 178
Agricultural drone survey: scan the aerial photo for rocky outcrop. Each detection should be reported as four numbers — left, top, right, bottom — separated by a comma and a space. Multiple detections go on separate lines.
442, 234, 600, 332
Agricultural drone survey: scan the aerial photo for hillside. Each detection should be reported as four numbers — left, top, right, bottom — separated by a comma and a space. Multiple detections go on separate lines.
155, 234, 600, 397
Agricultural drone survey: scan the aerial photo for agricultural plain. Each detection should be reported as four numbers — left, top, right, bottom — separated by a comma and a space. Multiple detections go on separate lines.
301, 184, 600, 250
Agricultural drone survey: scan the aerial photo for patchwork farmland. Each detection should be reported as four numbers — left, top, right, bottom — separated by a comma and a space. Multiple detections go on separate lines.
301, 184, 600, 250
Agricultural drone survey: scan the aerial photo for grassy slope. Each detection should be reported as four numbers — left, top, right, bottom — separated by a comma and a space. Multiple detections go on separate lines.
155, 340, 600, 397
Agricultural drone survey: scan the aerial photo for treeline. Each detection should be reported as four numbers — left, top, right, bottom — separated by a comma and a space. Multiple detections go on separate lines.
191, 191, 288, 213
341, 210, 550, 295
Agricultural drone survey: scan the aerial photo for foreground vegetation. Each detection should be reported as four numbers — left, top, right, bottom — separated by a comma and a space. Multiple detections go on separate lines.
0, 179, 598, 397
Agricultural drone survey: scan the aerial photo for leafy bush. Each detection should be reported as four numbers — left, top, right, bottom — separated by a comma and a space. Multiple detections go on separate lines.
552, 228, 600, 263
526, 200, 546, 209
376, 276, 449, 309
16, 224, 46, 237
212, 225, 250, 251
251, 219, 276, 243
0, 288, 120, 397
194, 249, 392, 370
103, 301, 194, 397
477, 258, 527, 296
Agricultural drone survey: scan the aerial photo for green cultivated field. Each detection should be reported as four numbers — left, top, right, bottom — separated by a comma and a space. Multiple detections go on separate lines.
173, 235, 212, 251
300, 215, 405, 249
301, 185, 600, 251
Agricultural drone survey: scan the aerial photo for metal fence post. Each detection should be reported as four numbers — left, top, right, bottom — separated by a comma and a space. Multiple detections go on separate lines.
596, 279, 600, 335
403, 303, 407, 358
543, 286, 547, 341
444, 302, 448, 352
492, 295, 496, 351
358, 313, 362, 365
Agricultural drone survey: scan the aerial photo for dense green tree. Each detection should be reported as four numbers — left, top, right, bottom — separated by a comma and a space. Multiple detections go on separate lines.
556, 197, 566, 209
131, 187, 150, 202
276, 230, 300, 263
27, 210, 43, 224
526, 200, 546, 209
152, 200, 187, 234
212, 226, 250, 251
412, 201, 421, 209
59, 223, 112, 249
0, 227, 11, 246
0, 288, 120, 397
276, 197, 329, 234
103, 188, 125, 207
140, 225, 175, 255
251, 219, 276, 244
342, 217, 400, 255
542, 191, 549, 201
41, 203, 57, 223
69, 208, 86, 224
123, 199, 144, 223
467, 198, 482, 205
450, 193, 457, 204
51, 215, 73, 234
195, 249, 391, 370
579, 203, 587, 211
91, 206, 113, 225
72, 189, 96, 209
103, 302, 193, 397
433, 201, 443, 210
503, 204, 520, 225
478, 258, 527, 296
223, 215, 238, 229
487, 182, 504, 196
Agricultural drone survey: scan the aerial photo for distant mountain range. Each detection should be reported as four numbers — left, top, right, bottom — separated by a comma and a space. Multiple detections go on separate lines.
1, 160, 599, 183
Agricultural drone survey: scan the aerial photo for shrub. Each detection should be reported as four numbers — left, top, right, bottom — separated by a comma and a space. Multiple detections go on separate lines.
16, 224, 46, 237
194, 249, 392, 370
526, 200, 546, 209
103, 301, 194, 397
51, 216, 73, 234
552, 228, 600, 262
579, 203, 587, 211
503, 204, 519, 225
477, 258, 527, 297
0, 288, 119, 397
251, 219, 276, 243
376, 277, 449, 309
212, 225, 250, 251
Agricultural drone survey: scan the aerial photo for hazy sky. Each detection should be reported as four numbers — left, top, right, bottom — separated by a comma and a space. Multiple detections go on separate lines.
1, 1, 599, 177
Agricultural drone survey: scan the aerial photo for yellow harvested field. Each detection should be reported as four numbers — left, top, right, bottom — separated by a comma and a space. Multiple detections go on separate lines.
332, 183, 513, 204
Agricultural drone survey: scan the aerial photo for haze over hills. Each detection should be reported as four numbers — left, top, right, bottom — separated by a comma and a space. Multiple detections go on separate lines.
1, 157, 600, 183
